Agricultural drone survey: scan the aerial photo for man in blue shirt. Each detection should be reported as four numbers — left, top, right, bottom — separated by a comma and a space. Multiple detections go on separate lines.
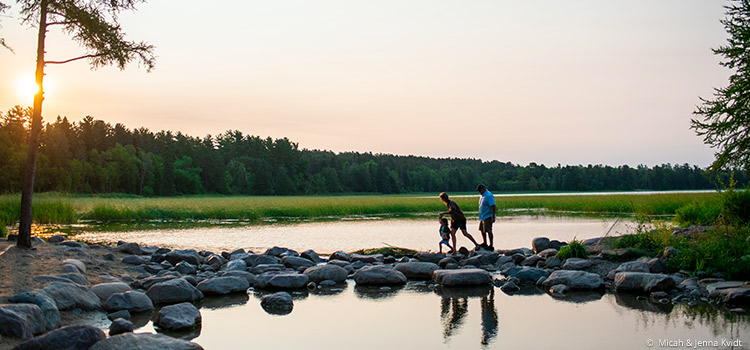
477, 184, 496, 250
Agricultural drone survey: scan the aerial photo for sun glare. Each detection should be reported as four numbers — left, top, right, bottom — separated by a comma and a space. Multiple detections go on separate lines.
17, 77, 40, 103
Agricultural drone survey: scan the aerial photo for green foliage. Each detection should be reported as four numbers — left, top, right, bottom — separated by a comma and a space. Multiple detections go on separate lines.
557, 238, 588, 260
668, 227, 750, 280
720, 186, 750, 225
674, 199, 722, 226
692, 0, 750, 171
351, 247, 418, 256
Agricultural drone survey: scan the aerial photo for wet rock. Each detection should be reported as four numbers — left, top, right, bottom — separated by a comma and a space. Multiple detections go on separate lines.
0, 304, 46, 339
89, 332, 204, 350
196, 276, 250, 295
353, 266, 407, 286
104, 291, 154, 312
433, 269, 491, 287
260, 291, 293, 315
562, 258, 592, 270
303, 264, 348, 283
155, 302, 201, 331
146, 278, 204, 305
542, 270, 604, 290
532, 237, 551, 254
614, 272, 676, 293
9, 291, 60, 331
40, 282, 101, 311
12, 325, 105, 350
501, 281, 520, 293
109, 318, 134, 336
254, 271, 310, 289
393, 262, 439, 280
90, 282, 132, 301
282, 256, 316, 270
164, 249, 202, 266
115, 242, 143, 255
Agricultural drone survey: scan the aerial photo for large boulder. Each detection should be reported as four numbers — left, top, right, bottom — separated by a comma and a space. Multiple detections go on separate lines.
146, 278, 204, 305
562, 258, 593, 270
9, 291, 60, 331
61, 259, 86, 274
40, 282, 101, 311
532, 237, 551, 254
90, 282, 132, 301
254, 272, 309, 289
513, 267, 550, 284
155, 302, 201, 331
433, 269, 492, 287
707, 282, 750, 305
219, 271, 258, 285
164, 249, 202, 266
394, 262, 440, 280
196, 276, 250, 295
303, 264, 348, 283
413, 253, 445, 264
89, 333, 204, 350
542, 270, 604, 290
353, 266, 407, 286
607, 261, 650, 280
282, 256, 316, 270
260, 291, 294, 315
0, 304, 46, 339
12, 325, 105, 350
613, 272, 675, 293
225, 259, 248, 272
104, 291, 154, 312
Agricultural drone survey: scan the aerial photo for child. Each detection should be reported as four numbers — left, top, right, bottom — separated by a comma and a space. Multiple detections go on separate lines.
438, 217, 453, 254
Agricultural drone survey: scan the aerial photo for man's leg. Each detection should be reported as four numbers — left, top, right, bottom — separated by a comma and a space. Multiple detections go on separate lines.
486, 218, 494, 249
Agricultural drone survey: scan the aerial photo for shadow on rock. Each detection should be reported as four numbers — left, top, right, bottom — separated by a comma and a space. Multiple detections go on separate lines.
129, 311, 155, 329
615, 293, 674, 313
354, 284, 404, 300
155, 326, 202, 342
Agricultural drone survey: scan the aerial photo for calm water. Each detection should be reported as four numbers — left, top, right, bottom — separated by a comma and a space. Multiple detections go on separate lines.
71, 215, 637, 254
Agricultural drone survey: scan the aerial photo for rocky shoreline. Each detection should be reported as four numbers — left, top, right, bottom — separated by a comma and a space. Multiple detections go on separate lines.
0, 234, 748, 349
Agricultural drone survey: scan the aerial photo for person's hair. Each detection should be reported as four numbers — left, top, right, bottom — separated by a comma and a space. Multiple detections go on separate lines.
440, 218, 448, 225
439, 192, 449, 202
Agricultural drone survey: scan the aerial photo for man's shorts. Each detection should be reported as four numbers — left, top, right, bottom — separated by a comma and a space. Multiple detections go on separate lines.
450, 217, 467, 230
479, 218, 493, 233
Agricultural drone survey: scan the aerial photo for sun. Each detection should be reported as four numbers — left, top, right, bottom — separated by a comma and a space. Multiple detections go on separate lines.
16, 77, 40, 103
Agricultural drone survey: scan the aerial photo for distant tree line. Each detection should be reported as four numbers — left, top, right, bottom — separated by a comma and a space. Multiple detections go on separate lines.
1, 106, 746, 196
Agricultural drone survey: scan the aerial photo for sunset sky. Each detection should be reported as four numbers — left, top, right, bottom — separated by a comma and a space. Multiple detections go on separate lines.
0, 0, 730, 167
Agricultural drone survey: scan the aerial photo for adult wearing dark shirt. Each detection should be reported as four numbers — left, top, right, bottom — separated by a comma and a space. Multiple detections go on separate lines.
439, 192, 480, 253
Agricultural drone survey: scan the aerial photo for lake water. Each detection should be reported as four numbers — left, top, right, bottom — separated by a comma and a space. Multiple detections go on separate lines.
71, 215, 638, 254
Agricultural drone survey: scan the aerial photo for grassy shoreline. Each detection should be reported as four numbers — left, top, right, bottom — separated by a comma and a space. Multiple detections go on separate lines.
0, 191, 720, 230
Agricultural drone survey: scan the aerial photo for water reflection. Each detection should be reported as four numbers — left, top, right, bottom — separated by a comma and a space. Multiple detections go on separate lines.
615, 293, 674, 313
550, 290, 605, 304
437, 286, 498, 347
354, 285, 405, 299
197, 294, 250, 310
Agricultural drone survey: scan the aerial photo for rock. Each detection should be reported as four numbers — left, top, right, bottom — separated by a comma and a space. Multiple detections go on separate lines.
706, 282, 750, 304
545, 257, 562, 268
606, 261, 650, 280
282, 256, 316, 270
393, 262, 440, 280
62, 259, 86, 274
433, 269, 492, 287
549, 284, 569, 296
614, 272, 676, 293
225, 259, 248, 272
254, 272, 310, 289
521, 255, 542, 267
107, 310, 130, 321
109, 318, 134, 336
40, 282, 101, 311
115, 242, 143, 255
264, 246, 297, 257
501, 281, 520, 293
319, 280, 337, 288
155, 302, 201, 331
59, 241, 82, 248
104, 291, 154, 312
413, 253, 445, 264
90, 282, 132, 301
493, 256, 513, 268
175, 261, 198, 275
48, 235, 65, 243
353, 266, 407, 286
542, 270, 604, 290
220, 270, 258, 285
164, 249, 202, 266
663, 246, 680, 259
103, 253, 116, 261
647, 258, 668, 274
12, 325, 105, 350
146, 278, 204, 305
537, 248, 559, 259
532, 237, 551, 254
205, 254, 226, 269
329, 251, 352, 262
196, 276, 250, 295
303, 264, 348, 283
350, 254, 383, 264
300, 250, 323, 263
89, 332, 204, 350
260, 291, 293, 315
0, 304, 46, 339
511, 253, 526, 264
9, 291, 60, 331
122, 255, 146, 265
562, 258, 592, 270
242, 254, 280, 267
514, 267, 550, 284
57, 273, 91, 285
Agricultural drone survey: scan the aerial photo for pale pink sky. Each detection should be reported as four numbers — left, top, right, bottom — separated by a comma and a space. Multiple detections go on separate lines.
0, 0, 729, 167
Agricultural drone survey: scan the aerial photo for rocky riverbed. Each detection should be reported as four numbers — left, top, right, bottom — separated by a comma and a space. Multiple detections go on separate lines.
0, 234, 748, 350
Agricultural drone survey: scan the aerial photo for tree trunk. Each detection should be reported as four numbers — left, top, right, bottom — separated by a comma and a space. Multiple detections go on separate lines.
17, 0, 48, 249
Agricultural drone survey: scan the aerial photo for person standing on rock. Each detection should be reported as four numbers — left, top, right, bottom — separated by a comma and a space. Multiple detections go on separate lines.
439, 192, 480, 253
476, 184, 496, 250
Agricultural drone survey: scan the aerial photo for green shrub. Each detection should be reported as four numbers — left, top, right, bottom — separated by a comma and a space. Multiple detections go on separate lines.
668, 226, 750, 279
674, 199, 722, 226
557, 238, 588, 260
721, 187, 750, 226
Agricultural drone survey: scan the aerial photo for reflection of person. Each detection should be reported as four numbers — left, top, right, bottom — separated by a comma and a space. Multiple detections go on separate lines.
480, 288, 498, 346
439, 288, 498, 347
438, 217, 453, 254
439, 192, 480, 253
476, 184, 496, 250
